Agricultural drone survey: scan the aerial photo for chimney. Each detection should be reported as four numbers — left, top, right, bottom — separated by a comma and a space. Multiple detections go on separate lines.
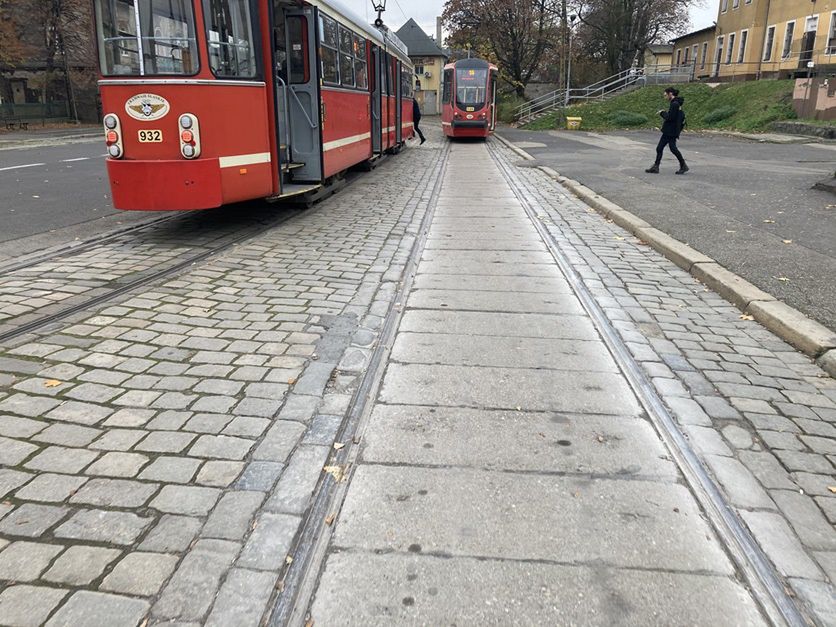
436, 17, 443, 48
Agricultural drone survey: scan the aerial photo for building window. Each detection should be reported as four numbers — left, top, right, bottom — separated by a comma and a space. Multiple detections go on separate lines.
738, 30, 748, 62
764, 25, 775, 60
676, 49, 682, 65
745, 0, 752, 4
693, 44, 699, 64
732, 0, 739, 9
782, 21, 795, 59
721, 0, 728, 12
828, 13, 836, 54
726, 32, 736, 63
414, 64, 424, 76
701, 42, 709, 68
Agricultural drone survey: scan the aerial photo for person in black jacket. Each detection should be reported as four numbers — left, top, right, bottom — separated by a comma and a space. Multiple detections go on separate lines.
412, 98, 426, 145
646, 87, 688, 175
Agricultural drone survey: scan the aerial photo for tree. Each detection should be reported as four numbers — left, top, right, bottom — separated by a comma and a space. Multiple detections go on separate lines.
0, 0, 26, 68
443, 0, 561, 97
573, 0, 690, 74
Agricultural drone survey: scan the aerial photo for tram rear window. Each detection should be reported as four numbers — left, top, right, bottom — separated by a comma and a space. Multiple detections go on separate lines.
203, 0, 258, 78
456, 68, 488, 106
94, 0, 199, 75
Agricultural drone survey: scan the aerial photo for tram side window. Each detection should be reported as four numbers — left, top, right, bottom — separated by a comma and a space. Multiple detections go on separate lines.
319, 15, 339, 85
94, 0, 199, 75
203, 0, 258, 78
442, 69, 453, 103
354, 34, 368, 90
339, 27, 355, 88
401, 67, 413, 98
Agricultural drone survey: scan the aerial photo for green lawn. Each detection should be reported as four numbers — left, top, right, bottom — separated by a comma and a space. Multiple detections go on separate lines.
523, 80, 796, 133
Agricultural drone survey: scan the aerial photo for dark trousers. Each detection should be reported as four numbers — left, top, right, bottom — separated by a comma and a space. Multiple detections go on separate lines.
655, 134, 685, 167
414, 119, 425, 142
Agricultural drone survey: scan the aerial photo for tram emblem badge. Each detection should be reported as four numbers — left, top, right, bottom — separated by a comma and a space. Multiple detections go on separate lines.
125, 94, 171, 121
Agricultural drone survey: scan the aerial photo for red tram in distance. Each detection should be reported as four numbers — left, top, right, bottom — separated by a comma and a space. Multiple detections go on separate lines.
441, 58, 498, 140
93, 0, 415, 210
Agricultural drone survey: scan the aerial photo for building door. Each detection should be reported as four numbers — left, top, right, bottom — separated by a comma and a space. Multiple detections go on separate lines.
800, 16, 819, 68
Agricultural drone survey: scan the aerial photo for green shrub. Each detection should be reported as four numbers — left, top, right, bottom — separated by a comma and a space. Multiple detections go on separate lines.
609, 110, 649, 126
702, 105, 737, 125
496, 93, 527, 124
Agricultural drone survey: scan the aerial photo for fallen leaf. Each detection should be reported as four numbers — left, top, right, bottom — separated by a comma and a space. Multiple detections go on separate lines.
596, 435, 605, 443
828, 486, 836, 494
614, 236, 625, 241
763, 219, 775, 224
783, 239, 792, 244
288, 378, 297, 385
325, 514, 336, 526
739, 314, 755, 321
333, 442, 345, 451
323, 465, 347, 482
776, 277, 790, 282
285, 556, 294, 565
44, 380, 62, 388
725, 230, 736, 233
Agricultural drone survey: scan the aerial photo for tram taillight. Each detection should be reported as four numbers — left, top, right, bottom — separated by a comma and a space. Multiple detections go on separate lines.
178, 114, 201, 160
103, 114, 123, 159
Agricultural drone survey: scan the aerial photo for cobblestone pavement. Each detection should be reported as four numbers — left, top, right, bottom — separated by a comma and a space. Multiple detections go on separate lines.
0, 130, 446, 625
0, 121, 834, 626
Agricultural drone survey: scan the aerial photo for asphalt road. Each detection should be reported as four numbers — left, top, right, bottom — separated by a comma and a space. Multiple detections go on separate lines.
0, 136, 155, 263
499, 127, 836, 331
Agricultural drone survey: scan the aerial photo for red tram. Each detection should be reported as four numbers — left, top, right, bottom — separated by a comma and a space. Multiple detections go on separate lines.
92, 0, 415, 210
441, 58, 498, 139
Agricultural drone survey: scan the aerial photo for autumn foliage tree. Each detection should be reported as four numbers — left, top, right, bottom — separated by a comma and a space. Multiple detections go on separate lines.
443, 0, 561, 97
0, 0, 26, 68
572, 0, 690, 73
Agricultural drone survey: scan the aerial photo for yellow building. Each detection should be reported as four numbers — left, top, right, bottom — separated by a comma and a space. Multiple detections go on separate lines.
395, 18, 448, 115
643, 44, 674, 69
672, 26, 717, 80
672, 0, 836, 80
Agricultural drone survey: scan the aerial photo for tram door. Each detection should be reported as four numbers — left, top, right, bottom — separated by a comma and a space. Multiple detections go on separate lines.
490, 69, 498, 131
395, 60, 402, 145
371, 46, 382, 155
276, 7, 322, 182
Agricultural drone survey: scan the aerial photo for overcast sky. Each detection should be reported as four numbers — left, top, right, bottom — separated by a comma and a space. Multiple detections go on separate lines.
341, 0, 719, 42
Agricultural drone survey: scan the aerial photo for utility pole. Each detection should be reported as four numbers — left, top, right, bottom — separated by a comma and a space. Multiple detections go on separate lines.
564, 14, 576, 106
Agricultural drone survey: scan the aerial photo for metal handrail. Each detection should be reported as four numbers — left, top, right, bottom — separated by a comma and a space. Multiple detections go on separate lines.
275, 74, 292, 158
289, 85, 318, 129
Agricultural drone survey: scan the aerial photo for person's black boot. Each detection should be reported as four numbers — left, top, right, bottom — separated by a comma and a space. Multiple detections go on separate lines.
645, 164, 659, 173
675, 163, 689, 175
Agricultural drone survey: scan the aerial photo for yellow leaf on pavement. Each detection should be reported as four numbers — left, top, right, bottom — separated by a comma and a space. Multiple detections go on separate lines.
44, 380, 62, 388
783, 240, 792, 244
333, 442, 345, 451
739, 314, 755, 321
776, 277, 790, 282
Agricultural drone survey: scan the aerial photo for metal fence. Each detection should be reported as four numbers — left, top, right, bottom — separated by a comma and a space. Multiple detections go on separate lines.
0, 101, 71, 120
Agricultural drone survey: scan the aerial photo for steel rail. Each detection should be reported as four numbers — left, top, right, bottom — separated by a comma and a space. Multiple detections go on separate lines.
487, 140, 809, 627
266, 140, 452, 627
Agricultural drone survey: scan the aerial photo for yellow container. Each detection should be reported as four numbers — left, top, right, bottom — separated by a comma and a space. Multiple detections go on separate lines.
566, 117, 582, 130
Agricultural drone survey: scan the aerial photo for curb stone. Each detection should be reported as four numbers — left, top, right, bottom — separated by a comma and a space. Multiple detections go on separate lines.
495, 132, 836, 378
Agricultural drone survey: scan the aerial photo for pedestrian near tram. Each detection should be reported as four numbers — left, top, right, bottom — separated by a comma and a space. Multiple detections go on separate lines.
646, 87, 689, 175
413, 98, 426, 145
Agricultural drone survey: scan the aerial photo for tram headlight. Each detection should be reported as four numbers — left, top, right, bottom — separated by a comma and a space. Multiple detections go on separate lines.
178, 113, 201, 159
103, 114, 123, 159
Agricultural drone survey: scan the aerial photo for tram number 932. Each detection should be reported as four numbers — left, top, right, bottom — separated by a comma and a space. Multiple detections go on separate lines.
138, 130, 163, 143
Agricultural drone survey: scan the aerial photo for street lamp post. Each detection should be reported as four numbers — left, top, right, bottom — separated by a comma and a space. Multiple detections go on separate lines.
564, 14, 576, 107
371, 0, 387, 28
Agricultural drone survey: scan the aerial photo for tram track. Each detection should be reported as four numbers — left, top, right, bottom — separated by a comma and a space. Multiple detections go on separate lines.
486, 140, 807, 627
265, 140, 453, 627
0, 164, 376, 346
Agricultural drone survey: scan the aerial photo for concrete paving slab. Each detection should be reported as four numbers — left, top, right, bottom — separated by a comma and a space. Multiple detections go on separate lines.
391, 332, 619, 372
407, 289, 583, 315
411, 273, 572, 293
332, 465, 733, 573
380, 364, 641, 415
361, 405, 677, 479
422, 238, 547, 251
397, 310, 599, 340
420, 249, 554, 264
418, 259, 560, 277
310, 552, 765, 626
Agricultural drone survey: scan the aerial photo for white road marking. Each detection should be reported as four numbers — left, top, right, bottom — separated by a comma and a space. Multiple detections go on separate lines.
62, 157, 90, 162
0, 163, 45, 172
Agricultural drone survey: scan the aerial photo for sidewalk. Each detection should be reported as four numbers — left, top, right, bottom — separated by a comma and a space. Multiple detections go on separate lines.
0, 126, 100, 151
308, 142, 766, 624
